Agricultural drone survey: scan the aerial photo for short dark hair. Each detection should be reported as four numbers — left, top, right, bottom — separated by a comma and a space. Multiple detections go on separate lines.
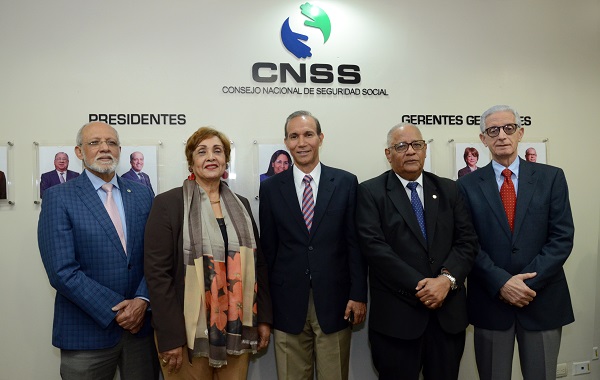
284, 110, 321, 138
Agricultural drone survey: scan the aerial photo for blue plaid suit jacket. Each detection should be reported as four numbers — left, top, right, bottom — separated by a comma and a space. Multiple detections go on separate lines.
38, 171, 154, 350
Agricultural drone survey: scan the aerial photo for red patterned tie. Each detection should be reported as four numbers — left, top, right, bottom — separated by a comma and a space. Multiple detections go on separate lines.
500, 169, 517, 232
302, 175, 315, 232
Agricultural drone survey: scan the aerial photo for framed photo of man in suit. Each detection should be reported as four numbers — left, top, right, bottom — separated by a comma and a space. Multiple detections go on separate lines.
518, 142, 547, 164
35, 143, 84, 203
454, 142, 490, 180
0, 144, 10, 203
117, 145, 160, 195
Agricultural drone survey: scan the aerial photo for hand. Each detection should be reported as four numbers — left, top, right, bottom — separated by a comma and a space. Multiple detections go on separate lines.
257, 323, 271, 351
112, 298, 148, 333
499, 272, 537, 307
344, 300, 367, 325
415, 277, 450, 310
160, 346, 183, 374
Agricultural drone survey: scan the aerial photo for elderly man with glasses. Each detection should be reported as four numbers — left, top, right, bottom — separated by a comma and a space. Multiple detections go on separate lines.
457, 105, 575, 380
356, 123, 478, 380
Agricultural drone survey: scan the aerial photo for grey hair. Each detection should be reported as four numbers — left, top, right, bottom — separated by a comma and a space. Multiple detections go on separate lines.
76, 122, 120, 146
386, 123, 422, 147
480, 105, 522, 133
284, 110, 322, 138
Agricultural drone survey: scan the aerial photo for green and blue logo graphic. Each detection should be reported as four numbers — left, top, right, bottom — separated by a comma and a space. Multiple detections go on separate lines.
281, 3, 331, 59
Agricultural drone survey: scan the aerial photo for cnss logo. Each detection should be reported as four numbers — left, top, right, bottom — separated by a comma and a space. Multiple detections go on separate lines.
252, 2, 361, 84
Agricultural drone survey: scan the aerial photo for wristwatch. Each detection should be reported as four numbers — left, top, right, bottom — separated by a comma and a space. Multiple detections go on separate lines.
439, 271, 458, 291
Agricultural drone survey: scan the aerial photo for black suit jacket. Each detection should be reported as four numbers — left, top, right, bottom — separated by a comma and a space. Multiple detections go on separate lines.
356, 170, 477, 339
457, 159, 575, 330
259, 164, 368, 334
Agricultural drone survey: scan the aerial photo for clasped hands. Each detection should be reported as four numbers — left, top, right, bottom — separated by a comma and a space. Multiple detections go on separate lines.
499, 272, 537, 307
416, 276, 451, 310
112, 298, 148, 334
159, 322, 272, 374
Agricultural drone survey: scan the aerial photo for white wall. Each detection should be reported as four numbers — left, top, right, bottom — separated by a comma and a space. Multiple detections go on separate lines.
0, 0, 599, 379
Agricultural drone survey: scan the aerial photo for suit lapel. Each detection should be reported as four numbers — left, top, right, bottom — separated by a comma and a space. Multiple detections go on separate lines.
278, 170, 309, 237
477, 163, 512, 239
309, 165, 335, 241
512, 159, 536, 242
423, 174, 438, 250
76, 174, 127, 260
386, 171, 427, 249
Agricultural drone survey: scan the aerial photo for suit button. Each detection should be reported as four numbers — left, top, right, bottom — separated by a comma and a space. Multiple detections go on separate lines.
428, 258, 434, 264
512, 248, 518, 254
128, 264, 132, 270
308, 246, 313, 251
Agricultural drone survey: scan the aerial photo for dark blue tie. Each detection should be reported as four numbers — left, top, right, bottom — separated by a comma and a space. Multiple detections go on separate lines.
407, 182, 427, 241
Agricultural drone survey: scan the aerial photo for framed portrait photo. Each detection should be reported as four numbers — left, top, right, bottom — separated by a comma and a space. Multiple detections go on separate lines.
454, 142, 490, 180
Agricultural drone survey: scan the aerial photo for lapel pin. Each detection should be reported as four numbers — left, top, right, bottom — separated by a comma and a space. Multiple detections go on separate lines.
432, 195, 437, 199
127, 189, 132, 193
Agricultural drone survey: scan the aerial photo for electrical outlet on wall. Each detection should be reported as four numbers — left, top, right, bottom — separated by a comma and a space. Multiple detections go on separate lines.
572, 361, 591, 375
556, 363, 567, 378
593, 347, 599, 360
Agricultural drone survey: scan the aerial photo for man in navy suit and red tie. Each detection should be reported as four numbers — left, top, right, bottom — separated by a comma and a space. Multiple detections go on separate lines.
38, 121, 158, 380
121, 151, 153, 192
356, 123, 477, 380
40, 151, 80, 198
457, 105, 575, 380
259, 110, 367, 380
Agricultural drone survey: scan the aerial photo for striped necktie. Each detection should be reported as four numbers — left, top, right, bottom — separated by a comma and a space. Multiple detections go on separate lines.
301, 175, 315, 232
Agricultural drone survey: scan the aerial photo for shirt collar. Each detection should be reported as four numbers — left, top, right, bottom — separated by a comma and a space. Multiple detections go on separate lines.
293, 163, 321, 187
492, 158, 520, 180
395, 171, 424, 189
84, 169, 120, 191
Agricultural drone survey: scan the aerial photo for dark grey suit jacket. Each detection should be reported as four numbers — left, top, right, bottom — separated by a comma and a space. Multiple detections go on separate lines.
457, 159, 575, 330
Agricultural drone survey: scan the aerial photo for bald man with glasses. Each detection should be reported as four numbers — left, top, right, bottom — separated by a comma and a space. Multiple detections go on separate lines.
356, 123, 477, 380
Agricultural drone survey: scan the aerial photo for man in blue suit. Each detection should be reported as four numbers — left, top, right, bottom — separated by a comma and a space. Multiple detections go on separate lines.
457, 105, 575, 380
38, 121, 158, 380
121, 151, 153, 192
40, 152, 80, 198
259, 110, 368, 380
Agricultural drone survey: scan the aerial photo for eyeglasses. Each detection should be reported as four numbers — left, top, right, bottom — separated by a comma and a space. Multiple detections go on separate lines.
483, 124, 519, 138
81, 139, 120, 148
388, 140, 426, 153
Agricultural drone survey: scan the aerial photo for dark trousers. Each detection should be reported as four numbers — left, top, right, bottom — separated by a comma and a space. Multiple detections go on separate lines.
369, 315, 465, 380
60, 331, 159, 380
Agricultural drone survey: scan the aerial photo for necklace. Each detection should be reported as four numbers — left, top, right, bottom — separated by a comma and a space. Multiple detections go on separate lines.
210, 199, 220, 204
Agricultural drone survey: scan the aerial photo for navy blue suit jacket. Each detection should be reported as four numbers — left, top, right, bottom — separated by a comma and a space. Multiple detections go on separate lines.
40, 169, 80, 198
122, 168, 150, 185
457, 159, 575, 330
38, 171, 154, 350
357, 170, 477, 339
259, 164, 368, 334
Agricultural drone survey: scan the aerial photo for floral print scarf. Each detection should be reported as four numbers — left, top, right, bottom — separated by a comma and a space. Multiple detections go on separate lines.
182, 179, 258, 367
